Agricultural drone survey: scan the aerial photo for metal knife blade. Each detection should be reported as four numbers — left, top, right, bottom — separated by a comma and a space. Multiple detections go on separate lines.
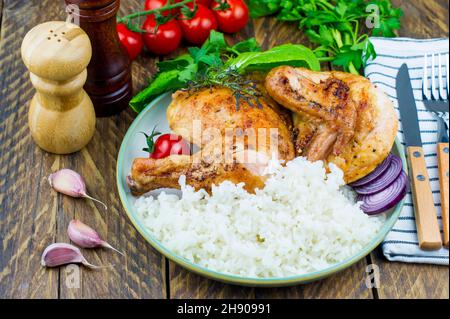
396, 64, 423, 147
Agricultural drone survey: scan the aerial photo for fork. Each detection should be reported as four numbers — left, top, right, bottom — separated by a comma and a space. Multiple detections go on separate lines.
423, 52, 449, 248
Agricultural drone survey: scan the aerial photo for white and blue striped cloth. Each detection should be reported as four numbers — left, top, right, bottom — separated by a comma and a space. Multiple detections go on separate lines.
364, 38, 449, 265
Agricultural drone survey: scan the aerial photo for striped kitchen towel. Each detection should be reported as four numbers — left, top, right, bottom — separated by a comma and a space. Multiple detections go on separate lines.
364, 37, 449, 265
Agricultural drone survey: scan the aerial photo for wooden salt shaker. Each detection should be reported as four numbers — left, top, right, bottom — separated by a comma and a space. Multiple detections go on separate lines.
22, 21, 96, 155
65, 0, 133, 117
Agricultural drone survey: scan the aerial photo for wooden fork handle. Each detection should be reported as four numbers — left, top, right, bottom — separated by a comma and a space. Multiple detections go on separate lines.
437, 143, 449, 248
407, 147, 442, 250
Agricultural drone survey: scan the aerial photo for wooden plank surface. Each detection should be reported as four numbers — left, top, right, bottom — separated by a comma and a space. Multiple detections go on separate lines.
0, 0, 448, 299
0, 0, 165, 299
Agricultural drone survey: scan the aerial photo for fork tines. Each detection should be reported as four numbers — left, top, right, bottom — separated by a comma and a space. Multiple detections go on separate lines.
423, 52, 450, 102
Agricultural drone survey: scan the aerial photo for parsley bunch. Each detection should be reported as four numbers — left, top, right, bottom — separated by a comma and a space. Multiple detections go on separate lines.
249, 0, 403, 74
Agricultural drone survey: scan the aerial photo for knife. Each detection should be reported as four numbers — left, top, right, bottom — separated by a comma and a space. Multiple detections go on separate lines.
396, 63, 442, 250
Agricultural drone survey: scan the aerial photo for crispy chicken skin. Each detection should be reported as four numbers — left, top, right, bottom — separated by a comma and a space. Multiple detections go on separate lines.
128, 87, 295, 196
128, 143, 270, 195
265, 66, 398, 183
167, 87, 294, 159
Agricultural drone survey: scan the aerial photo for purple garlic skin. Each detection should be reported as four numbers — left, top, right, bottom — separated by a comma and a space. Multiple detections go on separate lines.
68, 219, 102, 249
48, 169, 86, 198
68, 220, 124, 256
48, 169, 107, 210
41, 243, 98, 268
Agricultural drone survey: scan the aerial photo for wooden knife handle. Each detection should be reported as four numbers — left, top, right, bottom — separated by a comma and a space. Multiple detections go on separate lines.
407, 147, 442, 250
437, 143, 449, 248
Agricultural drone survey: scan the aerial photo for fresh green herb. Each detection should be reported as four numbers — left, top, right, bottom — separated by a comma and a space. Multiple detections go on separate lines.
225, 43, 320, 72
186, 67, 263, 110
130, 31, 320, 113
248, 0, 403, 74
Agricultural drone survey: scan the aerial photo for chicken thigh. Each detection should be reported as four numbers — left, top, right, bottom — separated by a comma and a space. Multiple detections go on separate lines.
265, 66, 398, 183
128, 87, 295, 196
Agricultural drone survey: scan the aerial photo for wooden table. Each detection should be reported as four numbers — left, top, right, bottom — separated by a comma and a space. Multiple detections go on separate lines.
0, 0, 448, 299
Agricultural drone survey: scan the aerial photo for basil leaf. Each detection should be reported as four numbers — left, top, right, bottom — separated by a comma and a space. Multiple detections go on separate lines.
226, 44, 321, 73
129, 70, 184, 113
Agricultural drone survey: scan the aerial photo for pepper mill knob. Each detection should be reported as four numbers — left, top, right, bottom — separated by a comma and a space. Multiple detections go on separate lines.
21, 21, 96, 154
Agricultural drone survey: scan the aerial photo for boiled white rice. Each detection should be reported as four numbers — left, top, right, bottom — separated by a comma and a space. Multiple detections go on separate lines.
134, 157, 385, 278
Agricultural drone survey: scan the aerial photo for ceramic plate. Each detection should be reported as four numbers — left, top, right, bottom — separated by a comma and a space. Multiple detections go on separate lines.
117, 92, 406, 287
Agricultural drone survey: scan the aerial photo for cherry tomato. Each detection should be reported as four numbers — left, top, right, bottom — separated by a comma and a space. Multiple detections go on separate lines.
197, 0, 212, 6
142, 16, 182, 55
151, 134, 191, 159
144, 0, 180, 16
116, 23, 143, 60
177, 3, 218, 45
211, 0, 249, 34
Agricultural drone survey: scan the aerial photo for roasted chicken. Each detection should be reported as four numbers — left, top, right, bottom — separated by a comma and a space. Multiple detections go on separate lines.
265, 66, 398, 183
128, 66, 397, 195
128, 87, 295, 195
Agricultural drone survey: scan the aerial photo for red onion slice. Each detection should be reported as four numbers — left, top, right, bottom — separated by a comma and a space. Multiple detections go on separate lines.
349, 154, 394, 187
354, 155, 403, 195
358, 170, 408, 216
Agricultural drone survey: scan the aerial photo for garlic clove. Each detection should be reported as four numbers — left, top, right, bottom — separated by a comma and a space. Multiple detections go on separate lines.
68, 219, 101, 249
48, 169, 107, 210
49, 169, 85, 198
41, 243, 102, 269
68, 220, 124, 256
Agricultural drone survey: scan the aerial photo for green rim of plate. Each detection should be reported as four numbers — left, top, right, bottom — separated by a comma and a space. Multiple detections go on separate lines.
116, 92, 406, 287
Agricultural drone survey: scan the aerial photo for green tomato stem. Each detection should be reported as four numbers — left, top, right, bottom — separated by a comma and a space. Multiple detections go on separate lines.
117, 0, 193, 24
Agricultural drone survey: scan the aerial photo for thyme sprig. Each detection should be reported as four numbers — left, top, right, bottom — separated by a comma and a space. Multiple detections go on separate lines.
186, 67, 263, 110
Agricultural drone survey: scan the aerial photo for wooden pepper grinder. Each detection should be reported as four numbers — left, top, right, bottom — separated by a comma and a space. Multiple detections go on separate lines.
65, 0, 132, 117
21, 21, 96, 155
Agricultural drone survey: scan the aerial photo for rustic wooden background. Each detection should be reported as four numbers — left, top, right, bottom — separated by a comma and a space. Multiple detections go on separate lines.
0, 0, 448, 299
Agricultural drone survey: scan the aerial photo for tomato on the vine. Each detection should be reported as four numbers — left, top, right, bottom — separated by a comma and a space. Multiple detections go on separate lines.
142, 129, 191, 159
117, 23, 143, 60
211, 0, 249, 34
177, 3, 218, 45
142, 16, 182, 55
